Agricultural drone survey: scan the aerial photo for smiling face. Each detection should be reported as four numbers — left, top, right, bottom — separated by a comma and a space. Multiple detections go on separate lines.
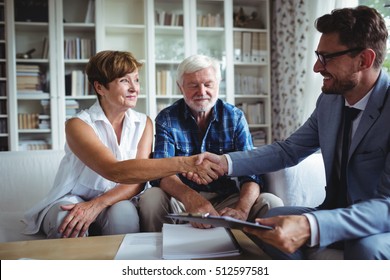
313, 32, 361, 96
180, 66, 219, 115
97, 70, 140, 111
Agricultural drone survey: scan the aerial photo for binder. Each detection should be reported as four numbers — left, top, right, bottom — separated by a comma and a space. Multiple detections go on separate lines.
242, 32, 252, 63
233, 31, 242, 62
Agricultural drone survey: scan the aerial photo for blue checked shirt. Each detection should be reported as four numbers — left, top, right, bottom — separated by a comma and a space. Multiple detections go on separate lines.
151, 98, 262, 196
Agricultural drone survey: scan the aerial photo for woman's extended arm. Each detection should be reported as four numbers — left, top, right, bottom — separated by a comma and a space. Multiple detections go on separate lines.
66, 118, 222, 185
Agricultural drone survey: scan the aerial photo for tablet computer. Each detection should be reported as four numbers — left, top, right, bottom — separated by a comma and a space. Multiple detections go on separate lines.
167, 213, 273, 230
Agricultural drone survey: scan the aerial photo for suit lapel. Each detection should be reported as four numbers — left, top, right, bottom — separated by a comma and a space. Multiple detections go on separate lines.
349, 71, 390, 157
320, 96, 344, 183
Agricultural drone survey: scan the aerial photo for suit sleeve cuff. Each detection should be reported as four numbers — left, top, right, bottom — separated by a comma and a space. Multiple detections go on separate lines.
225, 154, 233, 175
303, 213, 319, 247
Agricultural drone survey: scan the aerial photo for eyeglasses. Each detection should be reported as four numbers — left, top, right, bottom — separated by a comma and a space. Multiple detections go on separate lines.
315, 47, 365, 66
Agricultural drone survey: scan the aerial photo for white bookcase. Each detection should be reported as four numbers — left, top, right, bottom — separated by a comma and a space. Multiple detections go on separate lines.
4, 0, 271, 151
0, 0, 8, 151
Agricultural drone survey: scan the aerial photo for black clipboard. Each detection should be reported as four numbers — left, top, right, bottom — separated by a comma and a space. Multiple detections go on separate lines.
167, 213, 273, 230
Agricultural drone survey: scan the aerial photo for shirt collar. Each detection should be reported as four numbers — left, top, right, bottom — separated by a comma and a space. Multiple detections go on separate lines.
345, 88, 373, 111
88, 101, 141, 125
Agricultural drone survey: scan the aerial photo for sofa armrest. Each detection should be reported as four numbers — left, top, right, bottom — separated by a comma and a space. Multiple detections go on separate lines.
263, 152, 326, 207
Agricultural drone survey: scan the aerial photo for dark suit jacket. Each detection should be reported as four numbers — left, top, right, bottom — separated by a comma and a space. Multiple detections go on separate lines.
228, 70, 390, 247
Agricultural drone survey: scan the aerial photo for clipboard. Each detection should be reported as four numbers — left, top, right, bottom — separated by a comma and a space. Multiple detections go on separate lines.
167, 213, 273, 230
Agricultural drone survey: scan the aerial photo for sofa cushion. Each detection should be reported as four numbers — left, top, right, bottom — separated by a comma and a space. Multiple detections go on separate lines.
0, 212, 45, 242
0, 150, 64, 242
263, 152, 326, 207
0, 150, 65, 213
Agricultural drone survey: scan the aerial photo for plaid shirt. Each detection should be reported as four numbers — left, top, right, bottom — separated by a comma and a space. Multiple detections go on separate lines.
151, 98, 261, 196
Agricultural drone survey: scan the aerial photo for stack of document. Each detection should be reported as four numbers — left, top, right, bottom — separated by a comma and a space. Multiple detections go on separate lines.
162, 224, 240, 259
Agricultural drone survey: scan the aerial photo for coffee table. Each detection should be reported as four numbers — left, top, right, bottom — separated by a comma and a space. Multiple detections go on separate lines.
0, 229, 270, 260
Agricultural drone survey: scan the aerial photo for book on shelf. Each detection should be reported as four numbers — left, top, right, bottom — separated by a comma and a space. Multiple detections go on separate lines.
197, 13, 223, 27
18, 140, 50, 151
18, 113, 39, 129
0, 118, 7, 134
155, 10, 184, 26
251, 32, 260, 63
233, 31, 242, 62
41, 36, 49, 59
242, 32, 252, 63
0, 82, 5, 96
237, 101, 265, 125
251, 129, 267, 147
65, 99, 80, 117
16, 64, 43, 91
235, 73, 265, 95
18, 113, 50, 130
64, 38, 95, 60
84, 0, 95, 23
156, 70, 175, 96
234, 31, 267, 63
17, 90, 50, 98
65, 70, 89, 96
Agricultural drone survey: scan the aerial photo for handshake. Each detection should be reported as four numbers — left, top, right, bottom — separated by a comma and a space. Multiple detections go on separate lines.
183, 152, 229, 185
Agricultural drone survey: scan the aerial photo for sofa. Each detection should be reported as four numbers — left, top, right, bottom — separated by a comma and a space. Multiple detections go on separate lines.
0, 149, 342, 259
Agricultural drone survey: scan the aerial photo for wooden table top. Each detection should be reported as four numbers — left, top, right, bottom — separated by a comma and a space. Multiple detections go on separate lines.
0, 229, 270, 260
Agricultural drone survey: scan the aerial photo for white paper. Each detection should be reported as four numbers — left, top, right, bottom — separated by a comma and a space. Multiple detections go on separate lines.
114, 232, 162, 260
162, 224, 240, 259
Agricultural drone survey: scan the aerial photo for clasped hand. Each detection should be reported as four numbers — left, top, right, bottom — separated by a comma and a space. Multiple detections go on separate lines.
185, 152, 228, 184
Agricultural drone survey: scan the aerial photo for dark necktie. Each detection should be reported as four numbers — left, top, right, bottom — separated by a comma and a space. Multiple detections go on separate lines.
337, 106, 361, 207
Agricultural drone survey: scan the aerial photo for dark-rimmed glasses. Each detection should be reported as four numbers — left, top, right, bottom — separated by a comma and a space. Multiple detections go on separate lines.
315, 47, 365, 66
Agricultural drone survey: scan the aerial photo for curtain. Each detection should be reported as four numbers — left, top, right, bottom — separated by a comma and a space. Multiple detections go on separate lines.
270, 0, 358, 141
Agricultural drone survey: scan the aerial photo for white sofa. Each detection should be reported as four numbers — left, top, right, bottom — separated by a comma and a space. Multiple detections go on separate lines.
0, 149, 341, 258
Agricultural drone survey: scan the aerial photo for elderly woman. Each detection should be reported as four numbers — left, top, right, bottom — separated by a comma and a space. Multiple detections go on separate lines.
23, 51, 221, 239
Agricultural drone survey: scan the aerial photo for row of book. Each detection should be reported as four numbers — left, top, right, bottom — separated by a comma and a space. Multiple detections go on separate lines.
19, 140, 51, 151
65, 70, 92, 96
16, 64, 43, 92
0, 44, 5, 59
155, 10, 184, 26
234, 31, 268, 63
18, 113, 50, 130
235, 74, 266, 95
197, 13, 223, 28
237, 101, 266, 125
251, 129, 267, 146
0, 82, 5, 96
0, 118, 7, 133
156, 70, 180, 96
64, 38, 95, 60
0, 100, 6, 114
65, 99, 80, 118
155, 11, 223, 28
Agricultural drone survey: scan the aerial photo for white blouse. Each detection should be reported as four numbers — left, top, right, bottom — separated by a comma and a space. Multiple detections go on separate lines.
23, 101, 147, 234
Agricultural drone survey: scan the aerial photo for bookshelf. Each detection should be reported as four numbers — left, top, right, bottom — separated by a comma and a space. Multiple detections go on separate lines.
97, 0, 148, 118
3, 0, 271, 151
56, 0, 97, 145
232, 0, 271, 146
0, 0, 7, 151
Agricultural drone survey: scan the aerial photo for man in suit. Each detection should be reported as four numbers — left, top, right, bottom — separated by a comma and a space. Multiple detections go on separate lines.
191, 6, 390, 259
